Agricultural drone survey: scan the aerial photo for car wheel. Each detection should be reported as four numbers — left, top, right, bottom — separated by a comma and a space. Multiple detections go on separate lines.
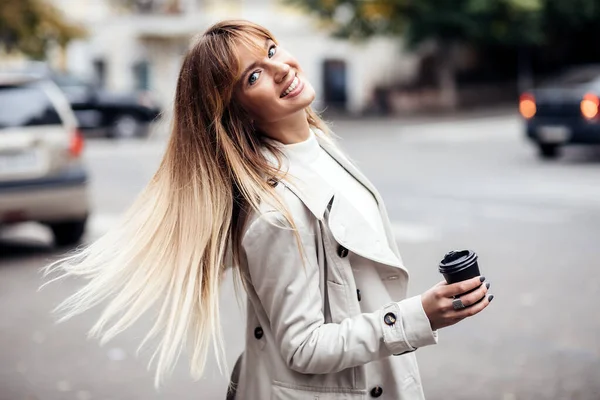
110, 114, 141, 139
538, 143, 560, 159
49, 219, 87, 247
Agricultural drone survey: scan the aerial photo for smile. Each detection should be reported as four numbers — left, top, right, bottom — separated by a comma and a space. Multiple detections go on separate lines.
280, 76, 304, 99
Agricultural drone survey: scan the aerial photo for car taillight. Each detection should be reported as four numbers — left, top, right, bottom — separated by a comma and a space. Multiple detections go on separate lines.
519, 93, 536, 119
581, 93, 599, 120
70, 129, 85, 157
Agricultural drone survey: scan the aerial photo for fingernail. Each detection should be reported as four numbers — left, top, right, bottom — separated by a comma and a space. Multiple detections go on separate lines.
488, 295, 494, 302
486, 282, 491, 289
479, 276, 486, 282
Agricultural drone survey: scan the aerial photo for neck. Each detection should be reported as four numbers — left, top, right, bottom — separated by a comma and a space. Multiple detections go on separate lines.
258, 111, 311, 145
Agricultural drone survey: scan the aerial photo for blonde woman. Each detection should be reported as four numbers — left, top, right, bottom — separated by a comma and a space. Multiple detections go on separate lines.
44, 20, 493, 399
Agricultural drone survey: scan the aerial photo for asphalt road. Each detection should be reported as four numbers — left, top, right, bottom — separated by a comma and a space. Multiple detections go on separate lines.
1, 112, 600, 400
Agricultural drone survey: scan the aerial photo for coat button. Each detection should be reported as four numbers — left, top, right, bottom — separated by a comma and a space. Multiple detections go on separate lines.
337, 245, 349, 258
383, 312, 397, 326
254, 326, 263, 340
267, 178, 278, 187
370, 386, 383, 397
357, 289, 361, 302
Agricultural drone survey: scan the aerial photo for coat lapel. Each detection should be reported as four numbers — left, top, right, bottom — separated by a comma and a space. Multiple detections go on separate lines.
269, 129, 406, 271
314, 133, 403, 260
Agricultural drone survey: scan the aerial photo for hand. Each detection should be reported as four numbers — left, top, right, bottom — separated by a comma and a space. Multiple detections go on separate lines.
421, 276, 493, 331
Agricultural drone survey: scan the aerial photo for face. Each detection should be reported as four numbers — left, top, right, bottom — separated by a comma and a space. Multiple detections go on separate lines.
233, 36, 316, 127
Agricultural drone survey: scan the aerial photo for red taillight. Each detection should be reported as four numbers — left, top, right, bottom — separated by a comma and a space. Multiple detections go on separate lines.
581, 93, 599, 120
69, 129, 84, 157
519, 93, 536, 119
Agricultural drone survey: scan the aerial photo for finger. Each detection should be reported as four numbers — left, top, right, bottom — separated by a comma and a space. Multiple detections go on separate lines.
455, 293, 494, 318
441, 276, 485, 297
457, 281, 490, 307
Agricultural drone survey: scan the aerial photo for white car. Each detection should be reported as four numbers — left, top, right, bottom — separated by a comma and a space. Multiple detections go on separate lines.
0, 73, 90, 246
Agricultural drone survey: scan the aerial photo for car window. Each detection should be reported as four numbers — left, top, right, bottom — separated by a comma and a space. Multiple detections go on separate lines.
52, 74, 90, 88
541, 67, 600, 87
0, 83, 62, 128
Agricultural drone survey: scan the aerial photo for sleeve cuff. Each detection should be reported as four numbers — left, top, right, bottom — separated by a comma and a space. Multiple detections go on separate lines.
397, 295, 439, 349
380, 296, 439, 355
380, 302, 413, 355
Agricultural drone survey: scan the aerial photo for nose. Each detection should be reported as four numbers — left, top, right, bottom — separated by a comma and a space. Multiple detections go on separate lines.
271, 61, 291, 83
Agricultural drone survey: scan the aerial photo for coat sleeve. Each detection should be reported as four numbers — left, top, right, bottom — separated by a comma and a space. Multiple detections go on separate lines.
242, 210, 437, 375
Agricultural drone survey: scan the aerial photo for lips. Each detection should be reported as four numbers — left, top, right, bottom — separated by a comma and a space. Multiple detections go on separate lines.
280, 74, 298, 98
283, 79, 304, 99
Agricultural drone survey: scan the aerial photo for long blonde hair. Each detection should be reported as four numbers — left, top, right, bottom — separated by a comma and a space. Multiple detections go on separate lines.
42, 20, 328, 387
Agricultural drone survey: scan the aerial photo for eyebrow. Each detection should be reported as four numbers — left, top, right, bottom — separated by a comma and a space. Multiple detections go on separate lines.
240, 39, 271, 83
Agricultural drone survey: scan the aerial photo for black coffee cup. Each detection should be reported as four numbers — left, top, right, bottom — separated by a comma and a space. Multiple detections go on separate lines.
439, 250, 481, 287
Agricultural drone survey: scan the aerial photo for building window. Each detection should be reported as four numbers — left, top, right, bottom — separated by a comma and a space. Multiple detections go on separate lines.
133, 61, 151, 91
134, 0, 155, 13
133, 0, 184, 14
323, 59, 347, 109
93, 59, 106, 88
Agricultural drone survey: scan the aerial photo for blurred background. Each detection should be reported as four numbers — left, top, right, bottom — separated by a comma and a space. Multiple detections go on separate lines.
1, 0, 600, 399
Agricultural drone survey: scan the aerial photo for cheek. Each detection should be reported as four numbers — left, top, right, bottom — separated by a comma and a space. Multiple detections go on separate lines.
280, 48, 299, 67
239, 88, 277, 120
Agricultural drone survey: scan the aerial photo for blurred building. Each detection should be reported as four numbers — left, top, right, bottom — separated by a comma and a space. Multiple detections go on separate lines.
49, 0, 419, 114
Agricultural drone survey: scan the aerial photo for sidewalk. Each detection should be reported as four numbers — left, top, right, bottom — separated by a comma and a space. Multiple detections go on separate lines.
322, 103, 519, 126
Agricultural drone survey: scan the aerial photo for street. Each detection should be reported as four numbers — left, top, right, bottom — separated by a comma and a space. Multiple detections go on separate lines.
1, 112, 600, 400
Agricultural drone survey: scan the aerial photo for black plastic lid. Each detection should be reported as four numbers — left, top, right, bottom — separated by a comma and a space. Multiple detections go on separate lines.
439, 250, 478, 274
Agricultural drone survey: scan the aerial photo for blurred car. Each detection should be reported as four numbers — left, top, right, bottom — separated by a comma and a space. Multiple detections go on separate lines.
0, 73, 89, 246
51, 72, 162, 139
519, 65, 600, 159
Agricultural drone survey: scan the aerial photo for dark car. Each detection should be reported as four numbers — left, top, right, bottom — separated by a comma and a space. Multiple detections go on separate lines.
519, 65, 600, 159
51, 73, 162, 139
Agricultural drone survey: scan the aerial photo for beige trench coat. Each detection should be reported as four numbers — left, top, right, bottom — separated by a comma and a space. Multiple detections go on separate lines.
236, 132, 438, 399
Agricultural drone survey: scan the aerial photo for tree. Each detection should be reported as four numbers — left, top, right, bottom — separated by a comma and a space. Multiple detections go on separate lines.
538, 0, 600, 70
0, 0, 85, 59
287, 0, 546, 108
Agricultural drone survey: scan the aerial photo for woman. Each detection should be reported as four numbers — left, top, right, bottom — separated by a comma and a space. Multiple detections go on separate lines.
44, 20, 493, 399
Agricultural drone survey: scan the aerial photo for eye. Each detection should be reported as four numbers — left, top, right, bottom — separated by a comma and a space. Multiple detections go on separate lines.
268, 45, 276, 58
248, 71, 260, 85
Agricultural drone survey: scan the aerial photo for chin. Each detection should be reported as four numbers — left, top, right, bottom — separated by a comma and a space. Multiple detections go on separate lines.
296, 83, 316, 108
304, 86, 317, 104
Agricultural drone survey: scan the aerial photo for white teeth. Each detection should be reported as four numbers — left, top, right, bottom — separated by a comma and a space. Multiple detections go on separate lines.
282, 76, 299, 97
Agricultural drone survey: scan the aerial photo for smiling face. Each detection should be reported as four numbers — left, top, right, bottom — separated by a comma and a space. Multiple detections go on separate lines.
234, 36, 316, 129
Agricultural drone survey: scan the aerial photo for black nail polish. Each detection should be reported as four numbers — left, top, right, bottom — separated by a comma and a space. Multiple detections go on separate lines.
486, 282, 490, 289
488, 295, 494, 302
479, 276, 486, 282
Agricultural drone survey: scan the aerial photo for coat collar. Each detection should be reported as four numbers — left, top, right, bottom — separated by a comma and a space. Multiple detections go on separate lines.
314, 133, 403, 259
262, 129, 335, 220
278, 129, 382, 219
262, 128, 405, 270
